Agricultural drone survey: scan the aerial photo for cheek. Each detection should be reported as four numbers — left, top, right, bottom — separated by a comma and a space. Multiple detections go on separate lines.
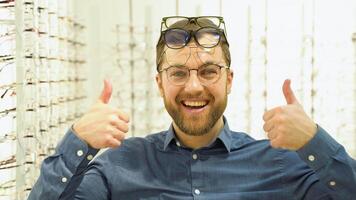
162, 84, 180, 102
211, 88, 226, 102
211, 80, 228, 97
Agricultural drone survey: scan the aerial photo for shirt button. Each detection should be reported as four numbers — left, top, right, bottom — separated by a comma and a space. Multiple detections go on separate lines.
192, 154, 198, 160
194, 189, 200, 195
329, 181, 336, 186
61, 177, 67, 183
308, 155, 315, 162
176, 141, 181, 147
87, 154, 93, 161
77, 150, 84, 157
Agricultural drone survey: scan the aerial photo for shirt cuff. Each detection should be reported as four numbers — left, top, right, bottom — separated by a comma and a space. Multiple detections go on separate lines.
296, 125, 341, 171
55, 125, 99, 172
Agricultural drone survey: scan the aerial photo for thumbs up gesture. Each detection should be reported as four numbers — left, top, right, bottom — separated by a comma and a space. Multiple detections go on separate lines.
73, 80, 130, 149
263, 79, 317, 151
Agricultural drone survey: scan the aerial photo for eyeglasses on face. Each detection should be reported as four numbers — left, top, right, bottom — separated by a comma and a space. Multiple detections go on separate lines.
158, 63, 229, 86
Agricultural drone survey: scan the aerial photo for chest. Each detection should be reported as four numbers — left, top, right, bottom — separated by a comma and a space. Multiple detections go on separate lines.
107, 151, 292, 199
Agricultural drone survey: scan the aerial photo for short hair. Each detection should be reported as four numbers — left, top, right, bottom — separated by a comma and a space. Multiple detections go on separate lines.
156, 18, 231, 71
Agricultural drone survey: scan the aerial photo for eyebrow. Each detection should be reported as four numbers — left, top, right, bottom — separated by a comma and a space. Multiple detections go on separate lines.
170, 61, 219, 68
170, 64, 186, 68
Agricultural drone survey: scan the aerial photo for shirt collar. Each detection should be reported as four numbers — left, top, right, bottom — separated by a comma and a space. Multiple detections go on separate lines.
163, 116, 232, 152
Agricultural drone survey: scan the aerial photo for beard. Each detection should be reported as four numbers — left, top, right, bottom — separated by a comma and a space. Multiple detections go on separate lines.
163, 89, 227, 136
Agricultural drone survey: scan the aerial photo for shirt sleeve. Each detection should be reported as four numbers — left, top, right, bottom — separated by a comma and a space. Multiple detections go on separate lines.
28, 126, 99, 200
73, 167, 110, 200
297, 125, 356, 199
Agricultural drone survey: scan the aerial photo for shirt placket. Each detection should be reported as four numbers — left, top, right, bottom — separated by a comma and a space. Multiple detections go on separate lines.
190, 150, 205, 199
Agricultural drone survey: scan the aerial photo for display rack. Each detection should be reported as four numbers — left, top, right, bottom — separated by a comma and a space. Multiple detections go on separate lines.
0, 0, 88, 199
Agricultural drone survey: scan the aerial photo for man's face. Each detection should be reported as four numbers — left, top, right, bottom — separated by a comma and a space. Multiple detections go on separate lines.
156, 43, 233, 136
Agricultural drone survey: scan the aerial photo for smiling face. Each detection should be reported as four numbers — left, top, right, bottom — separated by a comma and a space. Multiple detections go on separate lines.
156, 44, 233, 136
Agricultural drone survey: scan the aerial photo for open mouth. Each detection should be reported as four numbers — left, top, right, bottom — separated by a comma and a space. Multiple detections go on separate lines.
181, 100, 209, 110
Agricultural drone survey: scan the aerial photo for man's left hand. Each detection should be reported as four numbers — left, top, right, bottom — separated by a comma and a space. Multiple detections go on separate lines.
262, 79, 317, 151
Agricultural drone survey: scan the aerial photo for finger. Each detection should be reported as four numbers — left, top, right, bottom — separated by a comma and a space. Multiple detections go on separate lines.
263, 120, 274, 132
106, 107, 130, 123
263, 110, 273, 122
98, 79, 113, 104
109, 116, 129, 133
107, 138, 121, 148
263, 106, 281, 121
282, 79, 299, 105
266, 129, 278, 140
270, 133, 286, 149
270, 138, 281, 149
111, 129, 126, 141
114, 109, 130, 123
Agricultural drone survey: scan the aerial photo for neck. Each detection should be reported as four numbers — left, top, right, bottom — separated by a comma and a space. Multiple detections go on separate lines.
173, 117, 224, 150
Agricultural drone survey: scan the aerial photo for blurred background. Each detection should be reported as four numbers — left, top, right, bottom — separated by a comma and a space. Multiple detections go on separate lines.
0, 0, 355, 199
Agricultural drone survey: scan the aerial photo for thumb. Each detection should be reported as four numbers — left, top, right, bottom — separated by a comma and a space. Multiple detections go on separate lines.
282, 79, 299, 105
98, 79, 113, 104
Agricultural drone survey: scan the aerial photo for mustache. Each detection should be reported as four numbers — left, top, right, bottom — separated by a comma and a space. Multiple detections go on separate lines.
176, 92, 214, 102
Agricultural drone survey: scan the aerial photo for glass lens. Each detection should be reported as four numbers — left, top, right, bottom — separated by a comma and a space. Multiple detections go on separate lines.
166, 66, 188, 84
195, 27, 220, 48
164, 29, 190, 49
165, 17, 189, 28
199, 64, 220, 83
196, 17, 221, 28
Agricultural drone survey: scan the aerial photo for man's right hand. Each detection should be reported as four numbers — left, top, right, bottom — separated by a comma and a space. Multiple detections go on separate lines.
73, 79, 130, 149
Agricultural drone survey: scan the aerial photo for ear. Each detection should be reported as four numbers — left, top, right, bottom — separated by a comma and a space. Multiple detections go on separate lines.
155, 74, 164, 97
226, 69, 234, 94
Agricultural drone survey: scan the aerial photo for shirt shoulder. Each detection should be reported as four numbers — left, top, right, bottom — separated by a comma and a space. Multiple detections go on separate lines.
229, 131, 271, 152
229, 131, 308, 169
229, 131, 318, 182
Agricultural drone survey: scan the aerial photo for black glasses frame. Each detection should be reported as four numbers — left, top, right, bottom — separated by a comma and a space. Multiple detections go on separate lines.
162, 27, 225, 49
159, 16, 229, 49
161, 16, 225, 30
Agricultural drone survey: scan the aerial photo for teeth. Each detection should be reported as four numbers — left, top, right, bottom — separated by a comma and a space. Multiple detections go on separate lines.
183, 101, 207, 107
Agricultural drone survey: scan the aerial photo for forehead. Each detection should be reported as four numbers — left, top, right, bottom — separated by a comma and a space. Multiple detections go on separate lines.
162, 42, 225, 67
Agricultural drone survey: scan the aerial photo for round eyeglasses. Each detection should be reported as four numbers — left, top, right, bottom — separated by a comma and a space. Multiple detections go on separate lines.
159, 63, 229, 86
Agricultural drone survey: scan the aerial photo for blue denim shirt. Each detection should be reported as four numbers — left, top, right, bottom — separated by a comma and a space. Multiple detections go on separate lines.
29, 118, 356, 200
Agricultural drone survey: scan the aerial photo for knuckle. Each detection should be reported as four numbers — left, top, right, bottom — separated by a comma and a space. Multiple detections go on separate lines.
123, 124, 129, 132
103, 135, 113, 144
276, 107, 283, 113
120, 112, 129, 122
113, 131, 125, 141
117, 133, 125, 141
263, 123, 270, 132
118, 121, 129, 132
107, 115, 116, 123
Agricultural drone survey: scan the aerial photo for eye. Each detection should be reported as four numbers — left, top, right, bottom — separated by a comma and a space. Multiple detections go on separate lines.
172, 70, 187, 77
199, 65, 219, 79
168, 67, 188, 78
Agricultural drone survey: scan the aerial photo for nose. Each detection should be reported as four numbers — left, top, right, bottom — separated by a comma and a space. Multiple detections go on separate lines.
184, 70, 204, 93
